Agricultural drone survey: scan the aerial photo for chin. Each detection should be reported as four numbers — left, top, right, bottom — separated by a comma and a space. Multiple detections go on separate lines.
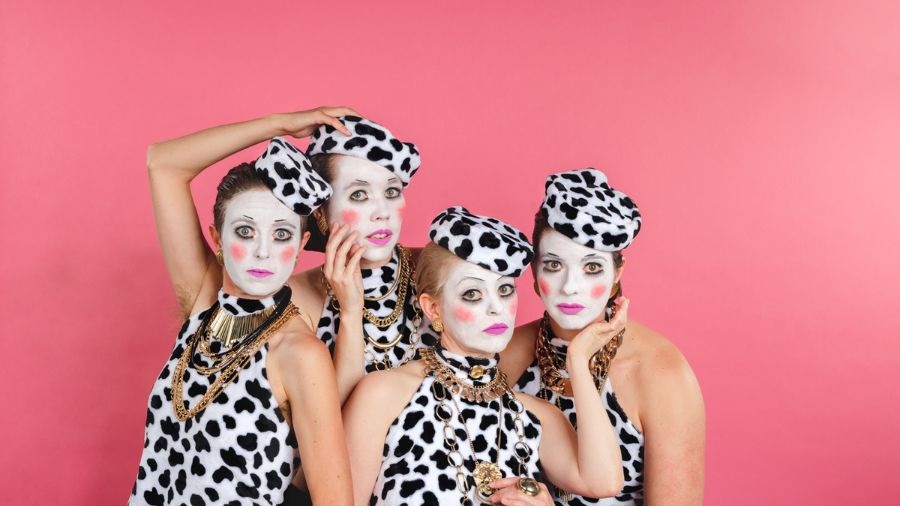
362, 244, 397, 263
475, 335, 513, 354
235, 278, 288, 297
548, 310, 598, 331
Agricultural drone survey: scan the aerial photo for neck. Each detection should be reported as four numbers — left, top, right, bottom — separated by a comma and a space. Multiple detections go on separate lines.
439, 334, 497, 360
548, 317, 580, 342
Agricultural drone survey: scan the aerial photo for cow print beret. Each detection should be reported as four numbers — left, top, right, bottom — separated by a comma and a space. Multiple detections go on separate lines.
429, 206, 534, 277
540, 168, 641, 251
306, 116, 420, 187
254, 137, 332, 216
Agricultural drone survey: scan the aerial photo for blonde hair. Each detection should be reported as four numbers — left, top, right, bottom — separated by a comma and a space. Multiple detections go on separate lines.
414, 242, 462, 301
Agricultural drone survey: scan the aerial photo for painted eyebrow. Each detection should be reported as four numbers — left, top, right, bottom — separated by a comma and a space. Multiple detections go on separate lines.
456, 276, 486, 286
582, 253, 608, 262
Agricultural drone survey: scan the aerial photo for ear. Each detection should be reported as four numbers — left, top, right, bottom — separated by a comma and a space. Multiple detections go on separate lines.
418, 292, 441, 322
209, 225, 221, 250
299, 230, 311, 254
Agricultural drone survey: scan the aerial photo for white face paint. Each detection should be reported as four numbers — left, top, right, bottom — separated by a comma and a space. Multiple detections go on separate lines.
220, 189, 303, 297
536, 229, 618, 331
437, 258, 518, 355
325, 156, 405, 266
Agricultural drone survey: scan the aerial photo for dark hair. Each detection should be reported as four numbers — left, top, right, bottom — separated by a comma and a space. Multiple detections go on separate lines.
303, 154, 340, 252
212, 163, 268, 233
531, 212, 625, 311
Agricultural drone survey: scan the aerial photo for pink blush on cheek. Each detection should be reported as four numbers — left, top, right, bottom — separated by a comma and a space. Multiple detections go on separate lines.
229, 244, 246, 262
590, 284, 608, 299
340, 210, 359, 226
453, 306, 475, 323
508, 297, 518, 316
538, 279, 551, 296
280, 246, 297, 263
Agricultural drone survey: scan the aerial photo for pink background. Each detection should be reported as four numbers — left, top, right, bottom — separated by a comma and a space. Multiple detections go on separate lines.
2, 1, 898, 504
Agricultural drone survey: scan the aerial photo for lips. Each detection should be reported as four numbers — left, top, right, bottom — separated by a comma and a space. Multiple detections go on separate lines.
483, 323, 509, 335
366, 229, 393, 246
247, 269, 274, 279
556, 303, 585, 315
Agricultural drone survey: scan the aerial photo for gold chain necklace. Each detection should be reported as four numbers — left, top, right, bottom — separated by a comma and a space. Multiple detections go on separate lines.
323, 245, 412, 328
430, 373, 531, 505
420, 347, 509, 403
171, 302, 299, 421
535, 313, 625, 397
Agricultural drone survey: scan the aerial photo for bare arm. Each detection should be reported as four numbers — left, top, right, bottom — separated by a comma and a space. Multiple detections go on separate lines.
641, 347, 705, 505
322, 224, 368, 403
524, 301, 632, 498
276, 332, 354, 505
147, 107, 357, 316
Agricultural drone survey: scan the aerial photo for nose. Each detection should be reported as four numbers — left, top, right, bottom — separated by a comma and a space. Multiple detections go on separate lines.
371, 195, 390, 222
486, 291, 503, 316
254, 237, 270, 259
562, 268, 579, 295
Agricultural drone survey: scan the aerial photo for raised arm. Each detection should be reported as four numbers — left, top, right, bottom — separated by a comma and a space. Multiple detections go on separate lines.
147, 107, 357, 316
524, 300, 631, 498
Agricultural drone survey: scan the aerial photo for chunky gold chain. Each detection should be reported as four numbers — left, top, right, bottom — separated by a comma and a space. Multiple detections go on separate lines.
171, 303, 299, 421
420, 347, 509, 403
535, 313, 625, 397
324, 245, 413, 328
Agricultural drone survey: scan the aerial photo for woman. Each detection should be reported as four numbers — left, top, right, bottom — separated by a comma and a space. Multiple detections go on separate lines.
292, 115, 432, 401
343, 207, 626, 505
132, 138, 351, 504
146, 107, 427, 402
502, 169, 705, 505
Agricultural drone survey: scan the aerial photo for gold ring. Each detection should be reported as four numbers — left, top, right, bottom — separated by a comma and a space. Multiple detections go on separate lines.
517, 477, 540, 497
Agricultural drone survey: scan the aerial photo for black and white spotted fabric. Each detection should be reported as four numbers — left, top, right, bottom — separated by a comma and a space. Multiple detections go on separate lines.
316, 247, 437, 372
372, 347, 543, 505
254, 137, 332, 216
541, 169, 641, 252
306, 116, 421, 186
428, 206, 534, 277
515, 337, 644, 505
131, 287, 300, 506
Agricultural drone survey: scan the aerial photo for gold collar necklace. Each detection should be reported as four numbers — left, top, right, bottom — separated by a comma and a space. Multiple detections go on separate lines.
420, 347, 509, 403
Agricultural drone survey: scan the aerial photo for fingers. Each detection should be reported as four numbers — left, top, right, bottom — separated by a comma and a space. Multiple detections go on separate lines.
488, 483, 552, 505
323, 223, 349, 279
325, 114, 351, 136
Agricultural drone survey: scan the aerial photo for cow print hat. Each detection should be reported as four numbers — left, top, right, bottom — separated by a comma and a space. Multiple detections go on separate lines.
254, 137, 332, 216
429, 206, 534, 278
540, 168, 641, 251
306, 116, 421, 186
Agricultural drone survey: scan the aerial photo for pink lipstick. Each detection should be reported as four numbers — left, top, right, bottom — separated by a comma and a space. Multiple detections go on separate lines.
247, 269, 273, 279
557, 303, 585, 315
366, 229, 393, 246
483, 323, 509, 335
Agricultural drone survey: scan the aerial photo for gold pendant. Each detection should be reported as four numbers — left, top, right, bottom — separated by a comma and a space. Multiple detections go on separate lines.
474, 461, 502, 502
469, 365, 484, 380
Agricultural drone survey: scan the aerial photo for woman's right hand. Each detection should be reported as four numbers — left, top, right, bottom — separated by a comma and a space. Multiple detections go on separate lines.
275, 106, 361, 138
323, 223, 367, 316
488, 477, 553, 505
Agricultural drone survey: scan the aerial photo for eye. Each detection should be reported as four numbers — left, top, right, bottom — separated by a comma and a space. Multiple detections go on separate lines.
584, 262, 604, 275
385, 187, 402, 199
542, 260, 562, 272
235, 225, 254, 239
462, 289, 482, 302
349, 190, 367, 202
273, 229, 293, 242
498, 284, 515, 297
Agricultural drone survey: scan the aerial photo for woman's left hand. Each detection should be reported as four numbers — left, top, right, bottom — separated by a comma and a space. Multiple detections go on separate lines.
568, 297, 629, 361
488, 477, 553, 505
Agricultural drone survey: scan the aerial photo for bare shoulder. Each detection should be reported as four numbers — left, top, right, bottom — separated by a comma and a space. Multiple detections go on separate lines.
346, 361, 426, 420
499, 319, 541, 381
289, 266, 326, 325
268, 315, 330, 370
623, 320, 703, 406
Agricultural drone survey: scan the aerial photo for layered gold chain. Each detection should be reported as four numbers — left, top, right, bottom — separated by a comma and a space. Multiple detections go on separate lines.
171, 303, 299, 421
420, 347, 509, 403
324, 245, 413, 328
535, 313, 625, 397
